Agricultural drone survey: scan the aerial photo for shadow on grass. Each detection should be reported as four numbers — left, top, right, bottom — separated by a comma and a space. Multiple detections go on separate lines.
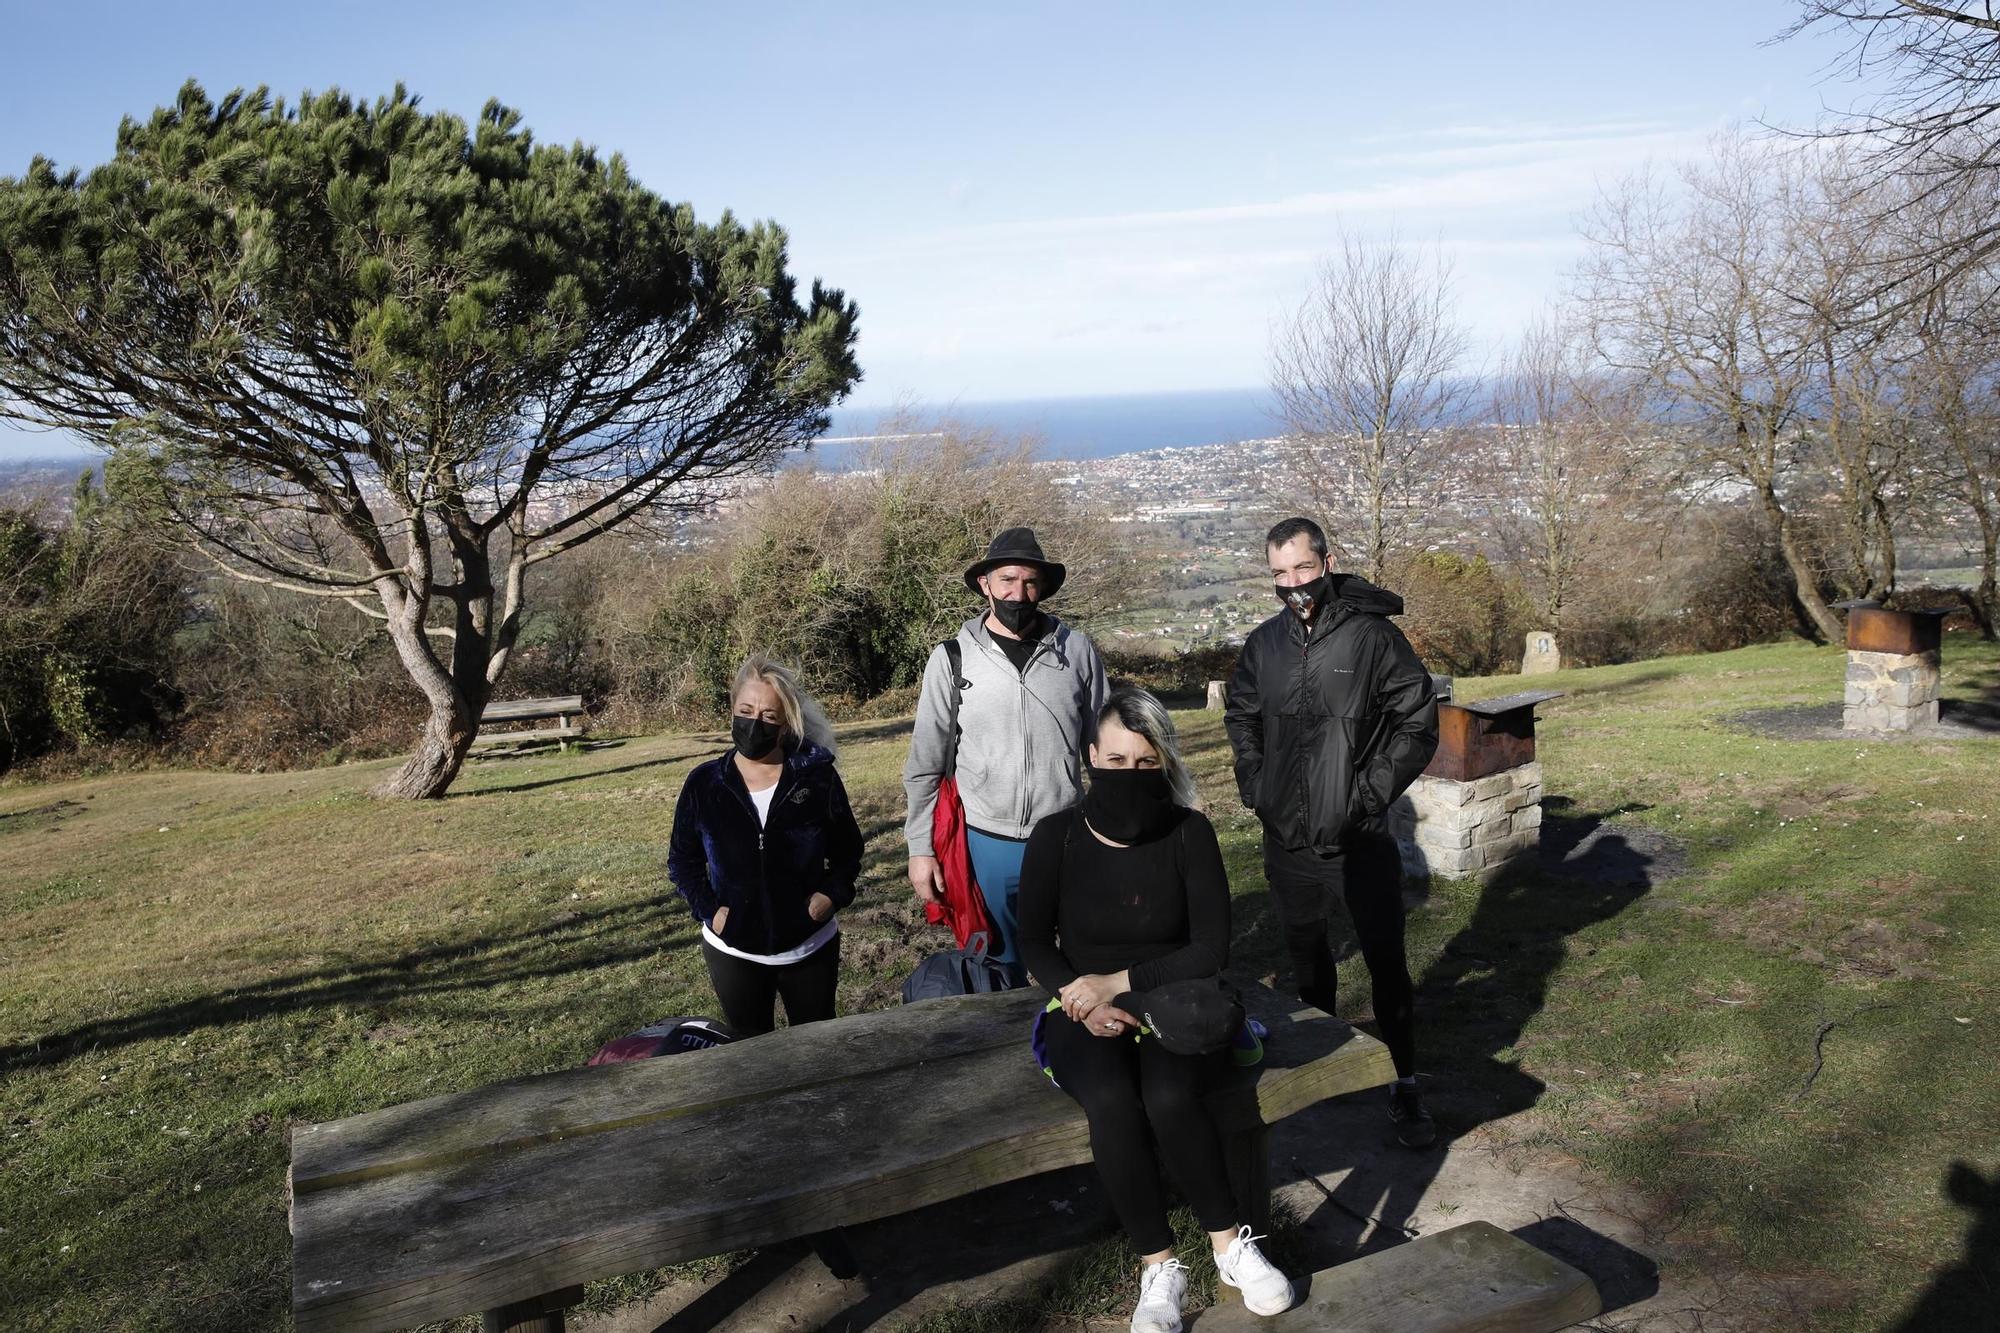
0, 898, 687, 1074
1282, 800, 1666, 1251
1888, 1160, 2000, 1332
461, 748, 720, 797
1514, 668, 1677, 703
1938, 695, 2000, 733
832, 718, 919, 747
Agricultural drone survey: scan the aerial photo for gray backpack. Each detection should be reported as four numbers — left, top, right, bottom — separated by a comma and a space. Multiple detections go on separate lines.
901, 931, 1019, 1003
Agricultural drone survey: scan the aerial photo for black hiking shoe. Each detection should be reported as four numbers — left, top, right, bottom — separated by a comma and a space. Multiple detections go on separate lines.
1388, 1082, 1436, 1149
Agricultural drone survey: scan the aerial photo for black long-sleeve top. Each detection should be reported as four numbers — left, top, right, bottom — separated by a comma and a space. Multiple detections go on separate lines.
1016, 806, 1231, 996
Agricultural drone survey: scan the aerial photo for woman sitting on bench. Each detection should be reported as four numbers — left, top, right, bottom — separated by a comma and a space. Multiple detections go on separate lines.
667, 654, 863, 1036
1018, 687, 1295, 1332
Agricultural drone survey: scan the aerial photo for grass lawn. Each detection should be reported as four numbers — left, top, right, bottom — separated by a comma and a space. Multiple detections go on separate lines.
3, 637, 1997, 1331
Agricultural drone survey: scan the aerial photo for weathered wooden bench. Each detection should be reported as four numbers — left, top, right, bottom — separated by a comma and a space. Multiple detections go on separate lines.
471, 695, 586, 753
1197, 1220, 1601, 1331
288, 982, 1394, 1332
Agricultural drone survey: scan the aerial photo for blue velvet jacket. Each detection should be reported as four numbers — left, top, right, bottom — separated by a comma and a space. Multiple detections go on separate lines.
667, 740, 865, 956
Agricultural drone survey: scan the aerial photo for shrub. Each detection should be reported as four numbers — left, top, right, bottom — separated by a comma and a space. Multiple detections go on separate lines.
0, 478, 189, 770
1391, 550, 1532, 676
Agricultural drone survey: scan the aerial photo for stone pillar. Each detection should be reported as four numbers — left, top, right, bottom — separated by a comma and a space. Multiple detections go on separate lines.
1206, 680, 1227, 710
1843, 651, 1939, 732
1521, 632, 1561, 675
1390, 763, 1544, 881
1839, 605, 1946, 734
1391, 689, 1562, 882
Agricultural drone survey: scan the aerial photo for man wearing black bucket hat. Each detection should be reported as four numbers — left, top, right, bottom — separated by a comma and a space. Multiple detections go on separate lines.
903, 527, 1108, 974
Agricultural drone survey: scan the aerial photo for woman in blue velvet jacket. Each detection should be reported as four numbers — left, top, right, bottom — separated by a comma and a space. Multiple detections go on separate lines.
667, 655, 865, 1035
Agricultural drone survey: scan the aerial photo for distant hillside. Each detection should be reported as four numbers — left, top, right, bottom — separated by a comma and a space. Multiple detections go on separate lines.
0, 456, 98, 512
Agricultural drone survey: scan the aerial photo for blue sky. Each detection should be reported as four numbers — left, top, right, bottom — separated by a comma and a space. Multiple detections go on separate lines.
1, 2, 1869, 458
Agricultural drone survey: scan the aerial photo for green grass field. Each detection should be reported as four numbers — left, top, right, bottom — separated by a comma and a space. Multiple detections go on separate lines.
3, 638, 1997, 1330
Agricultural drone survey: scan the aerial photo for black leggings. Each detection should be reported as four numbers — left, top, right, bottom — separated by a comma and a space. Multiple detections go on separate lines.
700, 934, 841, 1036
1041, 1007, 1238, 1254
1263, 828, 1416, 1078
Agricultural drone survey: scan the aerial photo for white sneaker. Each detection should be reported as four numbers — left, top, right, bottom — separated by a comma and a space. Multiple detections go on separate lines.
1130, 1256, 1189, 1333
1216, 1226, 1294, 1316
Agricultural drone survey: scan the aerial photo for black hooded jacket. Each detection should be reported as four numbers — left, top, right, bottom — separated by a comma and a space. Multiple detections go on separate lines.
1224, 574, 1439, 853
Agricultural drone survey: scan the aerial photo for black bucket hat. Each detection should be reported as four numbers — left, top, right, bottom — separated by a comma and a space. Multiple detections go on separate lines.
963, 526, 1067, 600
1114, 978, 1245, 1056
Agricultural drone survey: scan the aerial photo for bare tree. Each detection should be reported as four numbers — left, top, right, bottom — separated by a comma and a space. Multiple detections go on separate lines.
1780, 2, 2000, 291
1900, 192, 2000, 633
1781, 152, 1916, 601
1580, 136, 1847, 641
1269, 232, 1475, 582
1491, 311, 1652, 633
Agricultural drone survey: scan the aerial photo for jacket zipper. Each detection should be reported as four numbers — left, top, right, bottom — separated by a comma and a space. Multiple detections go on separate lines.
1298, 619, 1312, 832
1018, 628, 1059, 830
727, 764, 788, 942
1018, 653, 1032, 830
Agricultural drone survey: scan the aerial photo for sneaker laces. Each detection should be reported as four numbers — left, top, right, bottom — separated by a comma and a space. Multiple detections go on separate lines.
1225, 1226, 1280, 1277
1140, 1256, 1189, 1295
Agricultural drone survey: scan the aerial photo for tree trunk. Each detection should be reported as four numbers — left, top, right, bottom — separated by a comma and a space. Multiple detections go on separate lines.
1961, 583, 1996, 640
1967, 486, 1999, 641
1762, 487, 1844, 643
377, 696, 480, 800
369, 537, 498, 800
1975, 551, 1999, 642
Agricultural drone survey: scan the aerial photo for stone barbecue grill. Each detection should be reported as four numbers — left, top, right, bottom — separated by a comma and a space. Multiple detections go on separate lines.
1390, 689, 1562, 881
1839, 602, 1949, 734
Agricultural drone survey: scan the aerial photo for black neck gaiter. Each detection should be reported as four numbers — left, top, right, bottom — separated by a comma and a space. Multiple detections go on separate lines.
1082, 766, 1180, 843
991, 597, 1043, 637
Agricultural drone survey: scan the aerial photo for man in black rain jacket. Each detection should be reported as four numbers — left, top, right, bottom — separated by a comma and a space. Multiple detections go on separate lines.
1224, 516, 1440, 1146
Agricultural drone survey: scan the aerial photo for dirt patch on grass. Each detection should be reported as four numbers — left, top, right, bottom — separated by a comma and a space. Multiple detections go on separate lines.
1773, 785, 1869, 821
1685, 874, 1965, 981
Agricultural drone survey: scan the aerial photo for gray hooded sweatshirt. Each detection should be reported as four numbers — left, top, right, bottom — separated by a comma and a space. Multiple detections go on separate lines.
902, 614, 1110, 855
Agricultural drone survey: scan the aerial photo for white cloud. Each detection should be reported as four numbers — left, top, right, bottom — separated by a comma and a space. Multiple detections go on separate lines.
819, 117, 1727, 399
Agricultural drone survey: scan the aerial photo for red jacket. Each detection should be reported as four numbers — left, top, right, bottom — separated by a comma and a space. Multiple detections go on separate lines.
927, 774, 995, 947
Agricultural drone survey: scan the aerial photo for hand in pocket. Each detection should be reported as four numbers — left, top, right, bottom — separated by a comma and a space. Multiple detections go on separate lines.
710, 906, 729, 935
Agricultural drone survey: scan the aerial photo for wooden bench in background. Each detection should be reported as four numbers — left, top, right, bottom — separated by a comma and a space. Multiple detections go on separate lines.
288, 982, 1394, 1332
471, 695, 586, 754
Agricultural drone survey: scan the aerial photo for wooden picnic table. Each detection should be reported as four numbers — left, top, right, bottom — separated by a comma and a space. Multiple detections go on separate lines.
288, 982, 1395, 1333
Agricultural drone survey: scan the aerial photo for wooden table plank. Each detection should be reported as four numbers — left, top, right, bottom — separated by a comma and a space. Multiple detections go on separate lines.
291, 987, 1393, 1333
1196, 1221, 1602, 1332
480, 697, 584, 723
291, 991, 1050, 1194
470, 726, 583, 748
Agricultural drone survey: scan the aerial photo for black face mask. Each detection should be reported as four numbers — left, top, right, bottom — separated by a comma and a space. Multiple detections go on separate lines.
1277, 572, 1333, 621
1083, 765, 1180, 843
991, 596, 1042, 636
731, 715, 783, 761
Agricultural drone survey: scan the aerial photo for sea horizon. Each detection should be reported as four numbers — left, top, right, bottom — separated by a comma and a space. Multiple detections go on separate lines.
814, 386, 1278, 467
0, 386, 1284, 470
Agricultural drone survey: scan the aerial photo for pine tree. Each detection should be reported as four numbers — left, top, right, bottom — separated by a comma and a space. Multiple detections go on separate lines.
0, 83, 860, 796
